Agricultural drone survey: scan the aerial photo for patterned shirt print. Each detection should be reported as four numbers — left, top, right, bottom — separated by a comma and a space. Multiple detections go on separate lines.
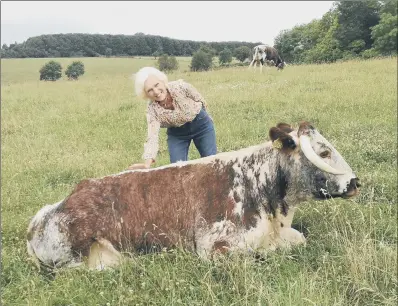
142, 79, 208, 161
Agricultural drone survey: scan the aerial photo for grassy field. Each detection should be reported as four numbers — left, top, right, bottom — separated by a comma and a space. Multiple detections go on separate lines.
1, 56, 397, 305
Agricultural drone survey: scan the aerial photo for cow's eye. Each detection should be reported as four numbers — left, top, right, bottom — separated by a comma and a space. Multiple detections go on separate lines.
320, 151, 331, 158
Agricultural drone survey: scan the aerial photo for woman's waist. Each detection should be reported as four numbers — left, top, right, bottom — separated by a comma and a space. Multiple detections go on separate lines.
160, 107, 205, 128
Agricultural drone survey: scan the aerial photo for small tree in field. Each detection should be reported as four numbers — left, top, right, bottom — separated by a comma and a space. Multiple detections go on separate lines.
218, 48, 233, 65
190, 50, 213, 71
198, 45, 217, 58
65, 61, 85, 80
234, 46, 252, 62
157, 54, 179, 72
39, 61, 62, 81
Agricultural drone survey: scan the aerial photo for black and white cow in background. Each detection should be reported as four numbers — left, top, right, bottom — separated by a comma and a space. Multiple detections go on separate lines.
249, 44, 286, 72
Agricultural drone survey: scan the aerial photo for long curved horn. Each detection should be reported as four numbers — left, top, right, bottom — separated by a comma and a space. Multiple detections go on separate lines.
299, 135, 347, 175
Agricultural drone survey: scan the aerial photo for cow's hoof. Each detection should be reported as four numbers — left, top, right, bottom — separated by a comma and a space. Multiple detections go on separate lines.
279, 228, 306, 248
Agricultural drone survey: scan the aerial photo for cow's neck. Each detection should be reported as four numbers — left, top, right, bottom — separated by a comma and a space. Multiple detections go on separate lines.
237, 146, 289, 216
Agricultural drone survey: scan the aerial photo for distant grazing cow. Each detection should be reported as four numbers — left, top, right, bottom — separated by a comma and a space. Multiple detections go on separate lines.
27, 122, 360, 271
249, 44, 286, 72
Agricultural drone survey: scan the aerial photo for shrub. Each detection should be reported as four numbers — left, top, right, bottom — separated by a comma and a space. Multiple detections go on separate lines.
218, 48, 233, 65
198, 45, 217, 58
65, 61, 85, 80
361, 48, 380, 59
341, 51, 358, 61
190, 50, 213, 71
39, 61, 62, 81
156, 54, 179, 72
234, 46, 252, 62
348, 39, 366, 54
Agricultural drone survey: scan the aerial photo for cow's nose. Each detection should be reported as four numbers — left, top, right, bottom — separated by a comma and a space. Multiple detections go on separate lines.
349, 178, 361, 189
345, 178, 361, 197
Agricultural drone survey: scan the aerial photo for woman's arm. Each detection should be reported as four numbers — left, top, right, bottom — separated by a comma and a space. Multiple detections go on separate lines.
128, 111, 159, 170
183, 82, 208, 111
142, 111, 161, 164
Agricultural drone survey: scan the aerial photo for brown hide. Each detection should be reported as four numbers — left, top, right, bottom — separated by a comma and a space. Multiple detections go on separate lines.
58, 163, 237, 257
265, 47, 283, 67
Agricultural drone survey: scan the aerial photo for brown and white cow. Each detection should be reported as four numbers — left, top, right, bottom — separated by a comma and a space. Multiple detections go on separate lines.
248, 44, 286, 72
27, 122, 360, 270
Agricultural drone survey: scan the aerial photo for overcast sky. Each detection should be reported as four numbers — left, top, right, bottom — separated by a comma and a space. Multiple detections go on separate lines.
1, 1, 335, 46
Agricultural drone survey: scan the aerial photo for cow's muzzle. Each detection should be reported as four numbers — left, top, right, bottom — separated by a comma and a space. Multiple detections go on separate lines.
343, 178, 361, 198
314, 177, 361, 199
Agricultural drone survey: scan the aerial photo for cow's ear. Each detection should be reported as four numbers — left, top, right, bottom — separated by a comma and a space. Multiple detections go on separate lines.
269, 127, 297, 152
276, 122, 294, 133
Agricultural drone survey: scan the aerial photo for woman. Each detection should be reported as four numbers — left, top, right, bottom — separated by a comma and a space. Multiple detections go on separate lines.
128, 67, 217, 170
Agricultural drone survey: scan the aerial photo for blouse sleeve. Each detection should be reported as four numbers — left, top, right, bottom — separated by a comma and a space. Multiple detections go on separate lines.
182, 81, 208, 111
142, 108, 161, 161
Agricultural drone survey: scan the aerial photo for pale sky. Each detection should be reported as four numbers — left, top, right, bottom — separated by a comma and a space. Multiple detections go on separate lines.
1, 1, 335, 46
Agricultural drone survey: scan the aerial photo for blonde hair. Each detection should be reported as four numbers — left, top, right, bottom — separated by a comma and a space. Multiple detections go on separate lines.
133, 67, 168, 99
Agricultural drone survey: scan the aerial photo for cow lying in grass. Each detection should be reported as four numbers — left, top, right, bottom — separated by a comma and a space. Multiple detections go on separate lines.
27, 121, 360, 270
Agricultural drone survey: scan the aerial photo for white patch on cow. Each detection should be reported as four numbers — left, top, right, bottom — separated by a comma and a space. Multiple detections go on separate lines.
87, 238, 123, 270
278, 227, 306, 248
26, 240, 41, 270
27, 201, 61, 233
232, 199, 243, 216
27, 201, 75, 267
195, 209, 300, 258
246, 168, 254, 180
242, 209, 306, 251
195, 219, 237, 258
239, 211, 275, 250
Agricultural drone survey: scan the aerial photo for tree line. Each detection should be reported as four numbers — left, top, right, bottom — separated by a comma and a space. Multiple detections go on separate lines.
274, 0, 397, 64
0, 32, 261, 59
1, 1, 396, 64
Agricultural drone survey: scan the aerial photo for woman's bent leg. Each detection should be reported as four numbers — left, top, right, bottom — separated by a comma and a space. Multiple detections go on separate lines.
167, 133, 191, 163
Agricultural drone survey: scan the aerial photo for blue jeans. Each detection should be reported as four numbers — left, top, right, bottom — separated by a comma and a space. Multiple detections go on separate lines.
167, 108, 217, 163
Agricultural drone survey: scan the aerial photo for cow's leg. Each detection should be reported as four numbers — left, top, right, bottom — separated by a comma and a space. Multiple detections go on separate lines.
238, 211, 277, 251
248, 59, 256, 69
275, 207, 306, 248
261, 54, 267, 73
87, 238, 122, 270
277, 206, 296, 228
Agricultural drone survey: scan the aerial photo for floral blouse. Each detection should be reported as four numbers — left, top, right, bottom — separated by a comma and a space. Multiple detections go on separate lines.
142, 79, 208, 161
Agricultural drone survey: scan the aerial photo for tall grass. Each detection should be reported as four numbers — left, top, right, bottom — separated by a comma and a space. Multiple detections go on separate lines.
1, 57, 397, 305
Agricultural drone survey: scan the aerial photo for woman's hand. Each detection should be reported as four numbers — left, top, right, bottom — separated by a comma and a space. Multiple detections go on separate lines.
128, 159, 154, 170
127, 163, 147, 170
144, 158, 155, 168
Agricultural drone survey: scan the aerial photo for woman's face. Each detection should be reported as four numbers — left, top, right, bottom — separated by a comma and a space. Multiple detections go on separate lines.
144, 75, 168, 101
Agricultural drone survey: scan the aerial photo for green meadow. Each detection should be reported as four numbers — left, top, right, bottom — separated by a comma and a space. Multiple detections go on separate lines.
1, 56, 397, 305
